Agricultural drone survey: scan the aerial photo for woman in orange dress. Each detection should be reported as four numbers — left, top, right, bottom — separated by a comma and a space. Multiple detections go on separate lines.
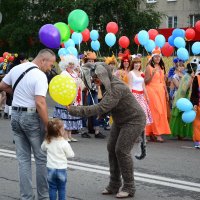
144, 48, 171, 142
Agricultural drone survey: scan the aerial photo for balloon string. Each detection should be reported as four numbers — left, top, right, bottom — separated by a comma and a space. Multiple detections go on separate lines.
98, 51, 102, 58
137, 45, 140, 54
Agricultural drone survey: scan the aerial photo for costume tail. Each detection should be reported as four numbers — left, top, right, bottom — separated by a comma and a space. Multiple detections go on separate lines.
135, 131, 146, 160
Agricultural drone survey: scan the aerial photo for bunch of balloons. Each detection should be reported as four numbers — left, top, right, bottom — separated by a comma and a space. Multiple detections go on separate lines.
90, 29, 100, 51
135, 29, 169, 53
39, 9, 89, 49
176, 98, 196, 123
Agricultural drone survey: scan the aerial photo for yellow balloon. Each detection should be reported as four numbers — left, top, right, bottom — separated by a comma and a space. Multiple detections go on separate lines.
49, 75, 77, 106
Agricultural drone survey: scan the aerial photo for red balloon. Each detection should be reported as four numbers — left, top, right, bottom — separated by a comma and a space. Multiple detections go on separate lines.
60, 43, 65, 48
9, 56, 15, 61
0, 57, 4, 63
3, 52, 9, 59
185, 28, 196, 41
82, 28, 90, 42
133, 34, 140, 45
106, 22, 118, 34
195, 20, 200, 32
148, 29, 158, 40
118, 36, 130, 49
161, 42, 174, 57
68, 25, 74, 34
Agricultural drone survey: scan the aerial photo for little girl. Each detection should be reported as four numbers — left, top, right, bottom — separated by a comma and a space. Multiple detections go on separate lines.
41, 118, 75, 200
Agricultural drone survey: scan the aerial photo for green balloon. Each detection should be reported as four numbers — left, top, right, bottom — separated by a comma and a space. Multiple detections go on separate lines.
68, 9, 89, 33
54, 22, 70, 43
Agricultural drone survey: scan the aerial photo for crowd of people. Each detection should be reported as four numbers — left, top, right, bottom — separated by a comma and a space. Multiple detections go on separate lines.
0, 47, 199, 199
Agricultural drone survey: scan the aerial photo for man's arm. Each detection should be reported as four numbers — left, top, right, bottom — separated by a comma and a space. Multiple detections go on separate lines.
0, 81, 13, 93
35, 95, 48, 129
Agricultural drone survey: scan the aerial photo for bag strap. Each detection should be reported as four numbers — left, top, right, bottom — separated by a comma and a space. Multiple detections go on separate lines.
13, 66, 38, 93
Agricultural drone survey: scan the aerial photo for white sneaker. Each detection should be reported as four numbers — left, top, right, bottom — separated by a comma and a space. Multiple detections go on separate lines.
70, 138, 78, 142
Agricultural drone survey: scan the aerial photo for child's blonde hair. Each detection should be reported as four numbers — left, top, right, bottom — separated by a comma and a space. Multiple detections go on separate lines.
46, 118, 64, 143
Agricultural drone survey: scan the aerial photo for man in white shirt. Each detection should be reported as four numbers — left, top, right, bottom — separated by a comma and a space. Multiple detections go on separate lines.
0, 49, 56, 200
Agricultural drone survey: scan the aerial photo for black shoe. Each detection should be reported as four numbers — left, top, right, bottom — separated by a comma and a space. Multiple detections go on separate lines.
88, 129, 95, 134
95, 132, 106, 139
81, 132, 91, 138
72, 130, 79, 134
3, 113, 8, 119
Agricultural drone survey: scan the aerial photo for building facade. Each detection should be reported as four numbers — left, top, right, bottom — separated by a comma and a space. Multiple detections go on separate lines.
141, 0, 200, 28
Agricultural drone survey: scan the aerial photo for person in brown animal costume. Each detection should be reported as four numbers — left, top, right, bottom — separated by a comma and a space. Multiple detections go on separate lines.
67, 62, 146, 198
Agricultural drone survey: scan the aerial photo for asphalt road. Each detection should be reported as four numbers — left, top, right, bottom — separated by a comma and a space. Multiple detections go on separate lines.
0, 95, 200, 200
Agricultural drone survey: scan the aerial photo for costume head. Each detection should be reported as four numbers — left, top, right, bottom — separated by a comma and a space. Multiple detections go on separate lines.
81, 62, 113, 94
104, 55, 118, 66
59, 54, 79, 71
186, 62, 197, 74
82, 51, 97, 64
191, 57, 200, 75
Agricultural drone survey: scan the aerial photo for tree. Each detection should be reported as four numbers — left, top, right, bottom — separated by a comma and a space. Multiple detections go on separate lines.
0, 0, 162, 56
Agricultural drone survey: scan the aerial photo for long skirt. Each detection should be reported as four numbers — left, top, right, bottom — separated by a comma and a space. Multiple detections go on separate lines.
53, 104, 83, 130
170, 107, 193, 139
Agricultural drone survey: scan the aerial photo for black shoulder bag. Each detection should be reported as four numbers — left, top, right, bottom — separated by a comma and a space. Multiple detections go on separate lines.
13, 66, 38, 93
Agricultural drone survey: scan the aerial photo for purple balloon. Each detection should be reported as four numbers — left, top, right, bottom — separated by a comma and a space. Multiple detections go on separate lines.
39, 24, 61, 49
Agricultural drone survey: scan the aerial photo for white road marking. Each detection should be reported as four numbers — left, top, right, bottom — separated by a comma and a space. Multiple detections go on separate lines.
0, 148, 200, 192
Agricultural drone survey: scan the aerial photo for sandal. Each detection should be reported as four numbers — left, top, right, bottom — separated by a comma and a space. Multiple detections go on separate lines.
116, 191, 134, 198
102, 188, 113, 195
156, 136, 164, 143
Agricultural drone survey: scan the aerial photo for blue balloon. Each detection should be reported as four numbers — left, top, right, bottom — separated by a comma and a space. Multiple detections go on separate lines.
182, 29, 186, 38
155, 34, 166, 48
182, 110, 196, 123
145, 40, 156, 52
66, 46, 78, 57
138, 30, 149, 46
176, 98, 193, 112
192, 42, 200, 55
58, 48, 68, 56
177, 48, 189, 61
91, 40, 100, 51
174, 37, 186, 48
172, 28, 185, 38
64, 39, 75, 48
90, 30, 99, 41
168, 35, 175, 47
71, 32, 82, 45
105, 33, 116, 47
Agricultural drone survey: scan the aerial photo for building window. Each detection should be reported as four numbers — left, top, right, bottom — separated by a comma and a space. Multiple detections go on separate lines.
147, 0, 157, 3
189, 15, 200, 27
168, 16, 177, 28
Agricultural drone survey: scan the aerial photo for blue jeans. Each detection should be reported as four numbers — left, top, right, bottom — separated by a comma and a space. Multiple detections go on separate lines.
11, 110, 48, 200
47, 168, 67, 200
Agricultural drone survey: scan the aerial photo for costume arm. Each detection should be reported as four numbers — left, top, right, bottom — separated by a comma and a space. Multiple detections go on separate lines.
69, 89, 121, 117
